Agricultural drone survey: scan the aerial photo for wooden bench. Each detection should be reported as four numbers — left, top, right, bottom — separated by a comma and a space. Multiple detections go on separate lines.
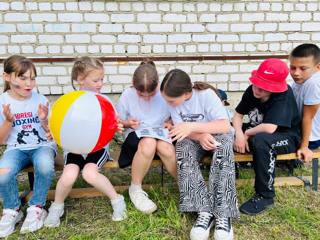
20, 149, 320, 201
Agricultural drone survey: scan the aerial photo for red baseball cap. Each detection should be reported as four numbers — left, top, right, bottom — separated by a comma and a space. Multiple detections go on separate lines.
249, 58, 289, 93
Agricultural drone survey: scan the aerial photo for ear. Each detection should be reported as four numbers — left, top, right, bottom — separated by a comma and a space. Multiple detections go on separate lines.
2, 72, 12, 83
316, 62, 320, 71
183, 91, 192, 101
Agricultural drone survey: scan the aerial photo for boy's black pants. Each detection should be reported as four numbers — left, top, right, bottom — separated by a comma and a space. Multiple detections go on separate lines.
249, 132, 299, 199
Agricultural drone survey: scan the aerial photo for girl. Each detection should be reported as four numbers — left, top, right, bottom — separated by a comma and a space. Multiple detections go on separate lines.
0, 55, 56, 237
44, 57, 126, 227
117, 60, 176, 214
160, 69, 239, 240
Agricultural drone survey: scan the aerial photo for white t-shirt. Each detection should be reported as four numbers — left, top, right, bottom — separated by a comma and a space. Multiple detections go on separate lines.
0, 91, 57, 152
169, 89, 228, 124
291, 72, 320, 141
117, 87, 170, 138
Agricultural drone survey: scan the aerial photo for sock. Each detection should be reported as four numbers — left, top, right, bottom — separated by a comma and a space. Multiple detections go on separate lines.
130, 183, 142, 192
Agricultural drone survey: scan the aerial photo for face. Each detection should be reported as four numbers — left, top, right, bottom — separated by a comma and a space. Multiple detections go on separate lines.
161, 92, 191, 107
252, 85, 271, 102
4, 69, 36, 100
289, 56, 320, 84
78, 68, 104, 93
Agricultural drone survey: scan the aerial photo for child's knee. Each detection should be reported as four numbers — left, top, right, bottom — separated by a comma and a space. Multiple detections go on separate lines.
138, 138, 157, 156
157, 142, 175, 158
0, 168, 14, 185
82, 165, 98, 183
250, 133, 271, 150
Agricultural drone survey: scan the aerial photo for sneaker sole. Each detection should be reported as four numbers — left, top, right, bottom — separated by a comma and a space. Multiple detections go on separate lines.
239, 203, 274, 216
44, 211, 64, 228
190, 221, 214, 240
0, 212, 23, 238
20, 211, 48, 234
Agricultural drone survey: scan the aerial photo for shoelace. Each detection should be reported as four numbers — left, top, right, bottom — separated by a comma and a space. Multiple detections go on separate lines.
0, 210, 18, 224
215, 218, 230, 232
251, 194, 264, 209
195, 212, 213, 228
26, 208, 41, 221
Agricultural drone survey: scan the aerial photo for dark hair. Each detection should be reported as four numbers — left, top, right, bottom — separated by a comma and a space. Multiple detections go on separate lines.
3, 55, 37, 92
71, 56, 104, 90
290, 43, 320, 64
160, 69, 218, 97
132, 59, 158, 93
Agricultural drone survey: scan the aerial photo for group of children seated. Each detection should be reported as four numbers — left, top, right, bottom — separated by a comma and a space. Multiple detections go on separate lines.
0, 43, 319, 240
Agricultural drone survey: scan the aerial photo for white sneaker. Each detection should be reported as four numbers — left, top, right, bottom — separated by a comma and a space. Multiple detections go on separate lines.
20, 206, 47, 234
0, 209, 23, 238
214, 217, 233, 240
190, 212, 214, 240
129, 186, 157, 214
111, 195, 127, 221
44, 202, 64, 228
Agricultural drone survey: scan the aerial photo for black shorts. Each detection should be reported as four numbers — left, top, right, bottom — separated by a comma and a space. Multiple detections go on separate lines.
65, 148, 110, 170
118, 131, 160, 168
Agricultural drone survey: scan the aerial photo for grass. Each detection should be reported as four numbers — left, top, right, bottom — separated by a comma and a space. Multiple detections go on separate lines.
1, 143, 320, 240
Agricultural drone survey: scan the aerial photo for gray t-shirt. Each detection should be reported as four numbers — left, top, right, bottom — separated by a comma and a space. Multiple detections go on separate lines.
116, 87, 170, 138
291, 72, 320, 141
169, 89, 228, 124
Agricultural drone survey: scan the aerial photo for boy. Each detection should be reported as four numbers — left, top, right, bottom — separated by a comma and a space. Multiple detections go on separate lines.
233, 59, 301, 215
290, 44, 320, 162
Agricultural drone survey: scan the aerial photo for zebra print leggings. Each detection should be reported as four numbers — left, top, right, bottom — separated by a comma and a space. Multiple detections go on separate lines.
176, 133, 239, 219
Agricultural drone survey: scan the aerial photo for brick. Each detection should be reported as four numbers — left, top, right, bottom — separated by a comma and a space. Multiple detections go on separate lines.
57, 76, 70, 85
119, 2, 131, 11
118, 34, 141, 43
11, 1, 24, 10
17, 24, 43, 33
11, 35, 36, 43
246, 44, 257, 52
74, 45, 87, 53
163, 14, 187, 22
37, 76, 56, 85
283, 3, 294, 11
231, 24, 253, 32
229, 83, 240, 91
141, 45, 151, 53
45, 24, 70, 33
159, 3, 170, 11
257, 44, 269, 51
39, 35, 63, 44
199, 14, 216, 23
207, 24, 229, 32
280, 43, 293, 51
216, 34, 239, 42
193, 34, 214, 42
165, 45, 177, 53
104, 66, 117, 75
0, 24, 16, 33
101, 85, 111, 94
111, 84, 123, 93
101, 45, 113, 53
62, 45, 74, 54
127, 45, 139, 54
65, 2, 78, 11
197, 3, 208, 11
243, 13, 265, 22
182, 24, 205, 32
265, 33, 287, 41
288, 33, 310, 41
0, 2, 9, 10
171, 3, 183, 12
186, 45, 197, 53
295, 3, 306, 11
312, 33, 320, 40
271, 3, 282, 11
207, 74, 229, 82
105, 2, 118, 11
302, 23, 320, 32
31, 13, 56, 22
266, 13, 288, 21
111, 14, 134, 23
143, 34, 166, 43
150, 24, 173, 32
91, 35, 117, 43
290, 12, 312, 21
231, 74, 250, 82
43, 67, 66, 76
66, 34, 90, 43
246, 3, 258, 11
255, 23, 277, 32
168, 34, 191, 43
71, 24, 96, 33
145, 3, 157, 11
125, 24, 148, 32
52, 3, 64, 11
222, 3, 233, 11
88, 45, 100, 53
279, 23, 300, 31
58, 13, 82, 22
193, 65, 214, 73
48, 45, 60, 54
84, 13, 109, 22
50, 86, 63, 95
217, 14, 239, 22
198, 44, 209, 52
153, 45, 164, 53
234, 43, 245, 52
240, 34, 263, 42
37, 86, 50, 95
5, 13, 29, 22
0, 35, 8, 43
184, 3, 195, 12
99, 24, 122, 33
234, 3, 245, 11
259, 3, 270, 11
269, 43, 280, 51
34, 46, 47, 54
79, 2, 91, 11
314, 13, 320, 21
132, 2, 144, 11
217, 65, 238, 73
21, 45, 34, 54
38, 2, 51, 11
63, 85, 74, 94
8, 45, 20, 54
307, 3, 318, 11
222, 44, 233, 52
137, 13, 161, 23
187, 14, 197, 23
177, 45, 184, 53
210, 44, 222, 52
92, 2, 104, 11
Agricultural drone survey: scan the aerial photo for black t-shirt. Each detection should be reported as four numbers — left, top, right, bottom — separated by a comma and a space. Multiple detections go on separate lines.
236, 85, 301, 138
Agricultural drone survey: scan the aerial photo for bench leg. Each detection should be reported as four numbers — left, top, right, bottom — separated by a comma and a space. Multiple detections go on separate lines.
28, 172, 34, 191
312, 158, 319, 191
161, 164, 164, 187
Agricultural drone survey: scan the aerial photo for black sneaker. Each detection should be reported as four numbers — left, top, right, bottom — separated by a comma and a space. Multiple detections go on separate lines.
190, 212, 214, 240
239, 194, 274, 215
214, 217, 233, 240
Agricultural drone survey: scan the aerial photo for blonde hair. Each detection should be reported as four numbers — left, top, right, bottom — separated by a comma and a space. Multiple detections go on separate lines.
71, 56, 104, 90
3, 55, 37, 92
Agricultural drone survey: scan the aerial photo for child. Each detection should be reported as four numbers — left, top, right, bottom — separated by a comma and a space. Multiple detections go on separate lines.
44, 57, 126, 227
290, 43, 320, 162
233, 59, 301, 215
0, 55, 56, 237
117, 60, 176, 214
161, 69, 239, 240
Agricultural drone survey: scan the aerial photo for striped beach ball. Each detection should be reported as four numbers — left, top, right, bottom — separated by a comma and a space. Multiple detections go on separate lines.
49, 91, 117, 154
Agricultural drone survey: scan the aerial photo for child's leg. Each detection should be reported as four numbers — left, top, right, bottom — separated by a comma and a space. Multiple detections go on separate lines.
82, 163, 118, 199
29, 146, 55, 207
0, 149, 29, 210
156, 140, 177, 179
54, 164, 80, 203
131, 137, 157, 185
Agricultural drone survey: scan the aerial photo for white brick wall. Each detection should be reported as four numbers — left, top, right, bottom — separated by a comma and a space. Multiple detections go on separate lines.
0, 1, 319, 94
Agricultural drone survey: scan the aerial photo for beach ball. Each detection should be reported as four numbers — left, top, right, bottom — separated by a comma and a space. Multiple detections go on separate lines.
49, 91, 117, 154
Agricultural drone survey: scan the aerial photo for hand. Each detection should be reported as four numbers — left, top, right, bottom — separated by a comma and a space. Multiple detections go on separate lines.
46, 131, 53, 140
116, 118, 124, 134
38, 102, 49, 121
126, 118, 140, 130
234, 131, 249, 153
297, 146, 313, 163
169, 122, 193, 142
198, 133, 219, 151
2, 104, 14, 123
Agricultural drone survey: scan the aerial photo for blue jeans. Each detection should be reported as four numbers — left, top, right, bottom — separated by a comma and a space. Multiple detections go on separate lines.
0, 146, 55, 209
